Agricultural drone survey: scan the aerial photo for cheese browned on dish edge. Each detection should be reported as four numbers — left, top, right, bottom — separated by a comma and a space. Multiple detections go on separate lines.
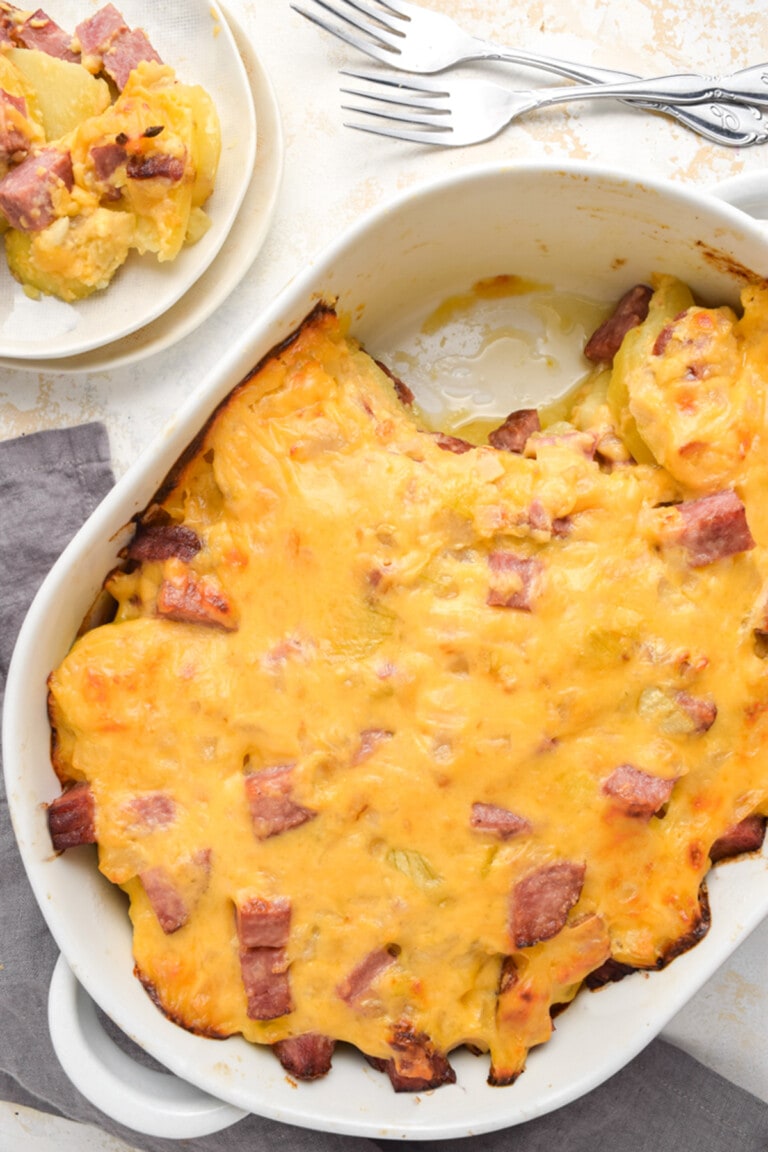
47, 276, 768, 1089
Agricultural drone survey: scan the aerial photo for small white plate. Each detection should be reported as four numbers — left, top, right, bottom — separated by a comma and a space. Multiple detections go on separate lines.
0, 6, 283, 374
0, 0, 256, 360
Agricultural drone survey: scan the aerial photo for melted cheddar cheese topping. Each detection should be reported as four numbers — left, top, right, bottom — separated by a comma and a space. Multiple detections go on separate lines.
48, 277, 768, 1088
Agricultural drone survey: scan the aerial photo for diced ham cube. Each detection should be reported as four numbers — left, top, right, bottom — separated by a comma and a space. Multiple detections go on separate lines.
138, 849, 210, 934
125, 523, 202, 563
102, 26, 162, 89
0, 147, 73, 231
236, 896, 292, 949
47, 782, 96, 851
245, 765, 317, 840
336, 946, 398, 1007
139, 865, 189, 934
272, 1033, 335, 1080
672, 490, 755, 567
509, 861, 586, 949
486, 551, 543, 611
489, 408, 540, 453
156, 566, 236, 630
710, 814, 766, 862
470, 802, 532, 840
602, 764, 676, 819
584, 284, 653, 363
75, 3, 127, 56
15, 8, 79, 61
239, 946, 292, 1020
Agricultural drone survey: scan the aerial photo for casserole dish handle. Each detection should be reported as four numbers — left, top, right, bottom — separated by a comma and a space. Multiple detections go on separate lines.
48, 954, 248, 1138
709, 171, 768, 219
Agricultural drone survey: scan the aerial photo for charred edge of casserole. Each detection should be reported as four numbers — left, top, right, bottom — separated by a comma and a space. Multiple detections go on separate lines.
145, 301, 339, 511
487, 1064, 524, 1088
586, 881, 712, 990
136, 966, 234, 1040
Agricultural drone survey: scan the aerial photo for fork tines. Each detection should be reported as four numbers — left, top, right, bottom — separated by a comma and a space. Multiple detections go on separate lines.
340, 69, 451, 139
291, 0, 406, 61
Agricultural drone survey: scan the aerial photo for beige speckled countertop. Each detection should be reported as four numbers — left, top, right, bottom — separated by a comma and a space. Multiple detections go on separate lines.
2, 0, 767, 1146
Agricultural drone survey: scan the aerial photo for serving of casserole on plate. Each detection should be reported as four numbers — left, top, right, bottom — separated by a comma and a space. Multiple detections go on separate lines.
0, 0, 256, 359
5, 163, 768, 1139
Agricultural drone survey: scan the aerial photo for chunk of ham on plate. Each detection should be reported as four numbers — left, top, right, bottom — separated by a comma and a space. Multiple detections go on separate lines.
0, 146, 73, 231
75, 3, 162, 86
14, 7, 79, 61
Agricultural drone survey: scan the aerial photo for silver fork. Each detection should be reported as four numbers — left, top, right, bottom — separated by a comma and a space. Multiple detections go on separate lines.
341, 68, 768, 147
292, 0, 768, 147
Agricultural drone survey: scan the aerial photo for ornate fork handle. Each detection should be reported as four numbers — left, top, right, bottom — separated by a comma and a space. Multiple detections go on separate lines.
464, 44, 768, 144
533, 66, 768, 110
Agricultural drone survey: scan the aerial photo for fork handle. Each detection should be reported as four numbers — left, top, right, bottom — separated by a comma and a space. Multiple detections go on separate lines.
466, 39, 768, 145
530, 66, 768, 109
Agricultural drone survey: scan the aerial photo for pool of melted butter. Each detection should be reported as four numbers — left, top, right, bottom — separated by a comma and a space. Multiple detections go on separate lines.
381, 275, 609, 443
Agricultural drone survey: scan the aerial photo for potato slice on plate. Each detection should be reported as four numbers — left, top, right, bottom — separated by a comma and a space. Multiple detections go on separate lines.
6, 48, 111, 142
6, 207, 136, 301
173, 82, 222, 208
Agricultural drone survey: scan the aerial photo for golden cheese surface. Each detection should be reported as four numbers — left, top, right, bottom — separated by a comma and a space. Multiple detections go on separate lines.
48, 279, 768, 1088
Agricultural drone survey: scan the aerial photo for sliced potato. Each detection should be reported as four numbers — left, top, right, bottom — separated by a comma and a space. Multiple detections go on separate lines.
185, 205, 211, 245
606, 275, 695, 465
7, 47, 110, 141
173, 82, 222, 208
6, 208, 135, 301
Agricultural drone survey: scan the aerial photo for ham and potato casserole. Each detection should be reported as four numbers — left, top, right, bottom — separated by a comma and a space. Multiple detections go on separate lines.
0, 3, 220, 301
46, 276, 768, 1091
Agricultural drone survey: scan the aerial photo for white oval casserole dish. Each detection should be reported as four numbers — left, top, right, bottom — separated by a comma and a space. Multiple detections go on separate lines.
4, 160, 768, 1141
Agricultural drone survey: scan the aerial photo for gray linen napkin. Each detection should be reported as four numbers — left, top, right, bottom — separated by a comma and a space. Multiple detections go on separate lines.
1, 423, 767, 1152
